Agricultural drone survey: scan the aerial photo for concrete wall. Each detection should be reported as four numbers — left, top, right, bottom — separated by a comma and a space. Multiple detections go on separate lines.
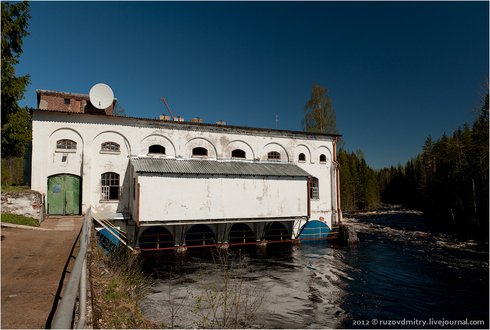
31, 111, 339, 227
138, 174, 307, 222
1, 191, 44, 223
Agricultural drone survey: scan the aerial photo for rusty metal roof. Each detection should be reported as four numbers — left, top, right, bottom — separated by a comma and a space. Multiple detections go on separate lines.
131, 158, 311, 177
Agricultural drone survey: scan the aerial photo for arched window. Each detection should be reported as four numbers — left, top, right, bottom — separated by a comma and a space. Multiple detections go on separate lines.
231, 149, 246, 159
309, 177, 319, 199
149, 145, 166, 154
298, 153, 306, 162
56, 139, 77, 150
192, 147, 208, 157
267, 151, 281, 160
320, 154, 327, 163
101, 172, 120, 201
101, 142, 120, 152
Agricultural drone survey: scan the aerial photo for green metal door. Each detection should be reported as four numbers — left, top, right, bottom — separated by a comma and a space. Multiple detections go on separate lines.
47, 174, 81, 215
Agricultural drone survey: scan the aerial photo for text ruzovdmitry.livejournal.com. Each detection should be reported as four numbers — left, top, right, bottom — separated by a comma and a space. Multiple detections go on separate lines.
352, 317, 486, 327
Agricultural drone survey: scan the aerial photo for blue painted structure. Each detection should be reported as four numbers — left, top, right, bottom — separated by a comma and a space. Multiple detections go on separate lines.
96, 227, 121, 252
299, 220, 330, 240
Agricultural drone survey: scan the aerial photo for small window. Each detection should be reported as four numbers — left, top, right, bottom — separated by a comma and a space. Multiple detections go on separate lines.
192, 147, 208, 157
298, 153, 306, 162
133, 178, 136, 200
101, 172, 120, 201
101, 142, 120, 152
320, 154, 327, 163
149, 145, 166, 154
267, 151, 281, 161
231, 149, 246, 159
310, 177, 319, 200
64, 98, 71, 105
56, 139, 77, 150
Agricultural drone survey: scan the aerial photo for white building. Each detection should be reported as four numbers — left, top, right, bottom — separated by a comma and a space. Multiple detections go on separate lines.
31, 89, 342, 250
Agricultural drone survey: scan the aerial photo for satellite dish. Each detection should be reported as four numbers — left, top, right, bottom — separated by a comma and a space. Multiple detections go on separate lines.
89, 83, 114, 109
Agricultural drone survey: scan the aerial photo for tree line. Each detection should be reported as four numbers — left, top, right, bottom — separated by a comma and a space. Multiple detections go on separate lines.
377, 94, 489, 238
304, 84, 488, 239
1, 1, 31, 186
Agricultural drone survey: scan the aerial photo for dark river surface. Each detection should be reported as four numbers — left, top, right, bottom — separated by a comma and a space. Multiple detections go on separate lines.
140, 210, 489, 328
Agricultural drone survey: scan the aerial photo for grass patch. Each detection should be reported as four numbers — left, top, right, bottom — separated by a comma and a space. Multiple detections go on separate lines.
1, 185, 31, 192
90, 243, 159, 329
1, 213, 39, 227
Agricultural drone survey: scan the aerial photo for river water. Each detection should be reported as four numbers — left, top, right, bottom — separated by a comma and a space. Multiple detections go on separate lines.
140, 210, 489, 328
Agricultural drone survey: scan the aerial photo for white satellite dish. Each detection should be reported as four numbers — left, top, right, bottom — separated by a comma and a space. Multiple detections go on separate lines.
89, 83, 114, 109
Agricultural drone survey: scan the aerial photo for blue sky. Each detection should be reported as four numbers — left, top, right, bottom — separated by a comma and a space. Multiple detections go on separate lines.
17, 1, 488, 169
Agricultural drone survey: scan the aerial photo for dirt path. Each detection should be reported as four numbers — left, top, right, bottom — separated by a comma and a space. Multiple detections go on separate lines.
1, 216, 83, 329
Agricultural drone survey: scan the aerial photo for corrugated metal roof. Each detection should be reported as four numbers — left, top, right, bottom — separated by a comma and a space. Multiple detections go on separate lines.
131, 158, 311, 177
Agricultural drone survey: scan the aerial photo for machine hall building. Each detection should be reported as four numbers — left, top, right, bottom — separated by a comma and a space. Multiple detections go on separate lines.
31, 88, 342, 250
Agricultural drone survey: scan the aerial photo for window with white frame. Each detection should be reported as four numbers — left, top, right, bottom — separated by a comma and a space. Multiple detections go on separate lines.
101, 142, 120, 152
298, 153, 306, 162
101, 172, 120, 201
310, 177, 319, 199
320, 154, 327, 163
56, 139, 77, 150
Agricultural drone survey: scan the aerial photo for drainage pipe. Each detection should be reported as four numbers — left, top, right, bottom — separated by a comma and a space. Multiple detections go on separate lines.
333, 137, 342, 224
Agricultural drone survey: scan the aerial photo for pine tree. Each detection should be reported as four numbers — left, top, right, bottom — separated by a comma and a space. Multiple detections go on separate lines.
1, 1, 31, 158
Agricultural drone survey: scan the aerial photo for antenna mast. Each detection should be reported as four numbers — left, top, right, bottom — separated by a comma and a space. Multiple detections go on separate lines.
161, 97, 175, 120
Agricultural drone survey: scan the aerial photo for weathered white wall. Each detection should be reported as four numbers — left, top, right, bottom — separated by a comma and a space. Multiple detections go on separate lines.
1, 191, 44, 223
32, 112, 338, 227
138, 174, 307, 221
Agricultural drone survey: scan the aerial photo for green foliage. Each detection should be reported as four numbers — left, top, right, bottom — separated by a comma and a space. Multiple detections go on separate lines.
0, 185, 30, 192
338, 149, 380, 212
1, 109, 31, 157
1, 212, 39, 227
303, 84, 338, 134
1, 156, 26, 186
1, 1, 31, 124
379, 94, 489, 239
91, 244, 158, 329
1, 1, 31, 160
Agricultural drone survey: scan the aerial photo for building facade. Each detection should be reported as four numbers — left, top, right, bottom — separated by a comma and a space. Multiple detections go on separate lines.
31, 89, 342, 250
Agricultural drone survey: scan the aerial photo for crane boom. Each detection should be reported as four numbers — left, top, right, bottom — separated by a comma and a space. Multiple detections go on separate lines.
161, 97, 175, 120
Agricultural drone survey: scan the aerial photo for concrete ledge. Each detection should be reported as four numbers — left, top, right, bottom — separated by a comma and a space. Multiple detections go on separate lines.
1, 222, 50, 231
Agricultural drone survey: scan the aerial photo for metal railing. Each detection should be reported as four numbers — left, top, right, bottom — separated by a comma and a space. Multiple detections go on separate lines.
51, 208, 92, 329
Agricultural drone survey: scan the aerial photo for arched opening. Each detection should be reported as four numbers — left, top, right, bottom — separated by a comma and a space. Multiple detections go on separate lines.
56, 139, 77, 150
149, 144, 166, 155
101, 142, 120, 152
192, 147, 208, 157
185, 224, 216, 246
228, 223, 255, 244
267, 151, 281, 161
320, 154, 327, 163
309, 177, 319, 199
47, 174, 81, 215
231, 149, 246, 159
299, 220, 330, 240
298, 153, 306, 162
139, 226, 174, 250
101, 172, 120, 201
264, 222, 290, 241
